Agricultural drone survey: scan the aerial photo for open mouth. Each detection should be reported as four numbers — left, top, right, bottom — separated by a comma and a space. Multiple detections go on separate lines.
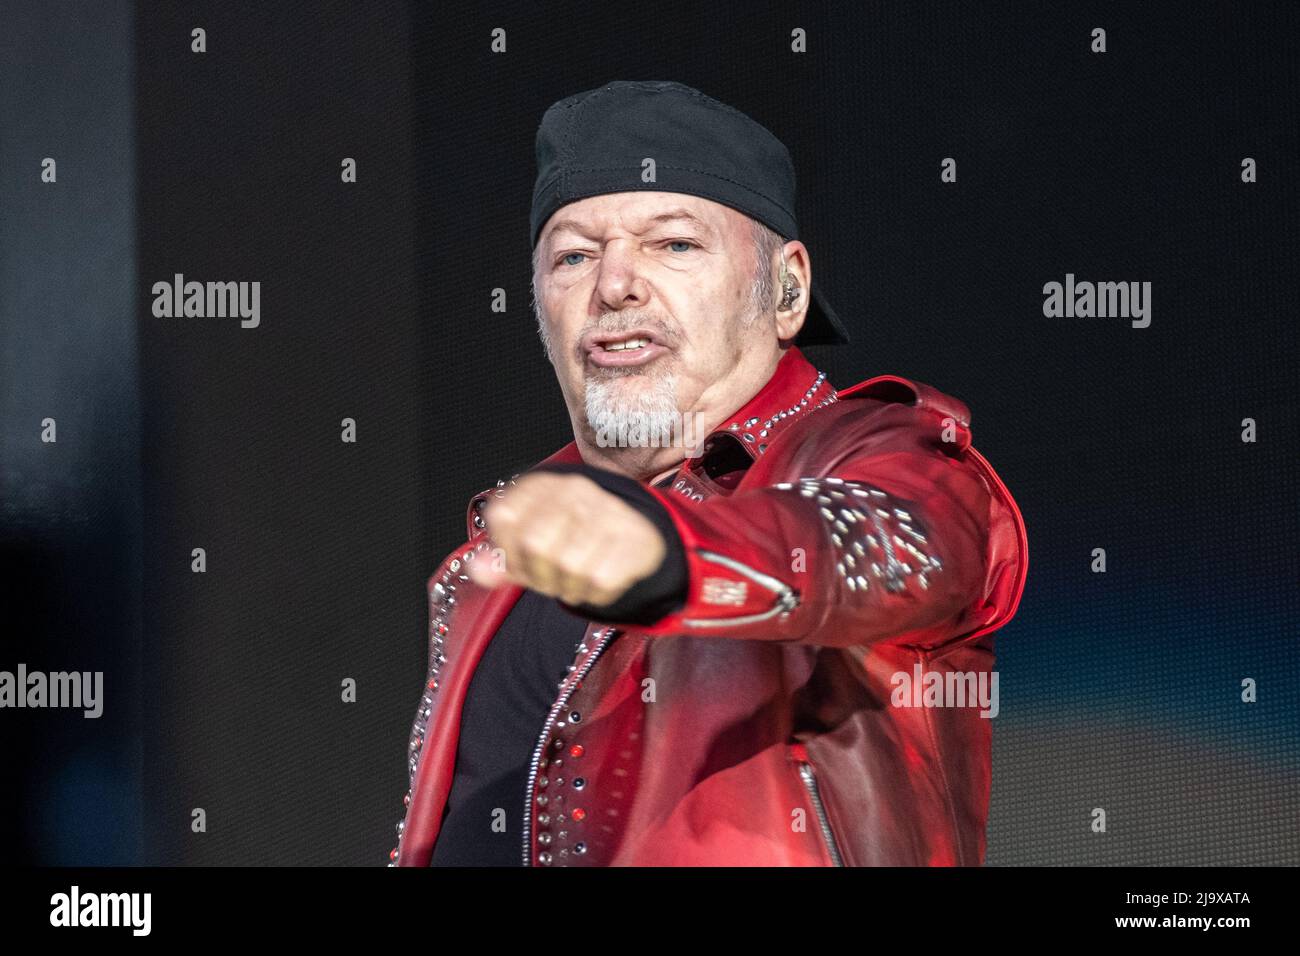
584, 329, 670, 368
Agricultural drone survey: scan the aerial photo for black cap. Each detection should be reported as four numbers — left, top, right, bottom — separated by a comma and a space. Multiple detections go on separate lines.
530, 80, 851, 346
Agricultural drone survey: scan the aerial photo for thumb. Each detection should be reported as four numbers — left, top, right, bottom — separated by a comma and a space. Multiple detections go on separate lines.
466, 549, 507, 589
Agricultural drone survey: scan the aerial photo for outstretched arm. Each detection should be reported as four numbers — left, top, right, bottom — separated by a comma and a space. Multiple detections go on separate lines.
467, 405, 1010, 650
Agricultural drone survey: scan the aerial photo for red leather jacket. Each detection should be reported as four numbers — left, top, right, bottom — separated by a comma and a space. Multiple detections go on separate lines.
391, 346, 1027, 866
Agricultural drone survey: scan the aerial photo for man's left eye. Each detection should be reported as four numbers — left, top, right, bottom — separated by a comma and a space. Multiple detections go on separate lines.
666, 240, 695, 253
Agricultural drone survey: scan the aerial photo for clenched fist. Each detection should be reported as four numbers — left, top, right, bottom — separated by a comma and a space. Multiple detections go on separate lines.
466, 471, 667, 607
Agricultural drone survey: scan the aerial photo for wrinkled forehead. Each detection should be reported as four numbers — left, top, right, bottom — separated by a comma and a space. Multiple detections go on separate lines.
537, 191, 749, 250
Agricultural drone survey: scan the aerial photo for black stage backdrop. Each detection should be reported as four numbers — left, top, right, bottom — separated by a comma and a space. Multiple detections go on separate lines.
1, 0, 1296, 865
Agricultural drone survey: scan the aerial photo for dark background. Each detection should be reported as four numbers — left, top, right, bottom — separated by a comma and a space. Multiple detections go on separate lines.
1, 0, 1296, 865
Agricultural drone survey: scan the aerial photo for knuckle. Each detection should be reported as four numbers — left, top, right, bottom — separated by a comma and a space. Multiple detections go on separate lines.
556, 548, 590, 576
591, 567, 626, 595
485, 501, 516, 528
519, 524, 553, 554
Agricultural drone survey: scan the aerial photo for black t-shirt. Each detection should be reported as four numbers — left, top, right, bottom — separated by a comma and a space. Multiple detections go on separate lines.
428, 465, 686, 866
427, 587, 589, 866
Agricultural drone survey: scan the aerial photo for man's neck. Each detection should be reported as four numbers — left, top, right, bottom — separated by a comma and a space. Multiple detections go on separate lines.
649, 462, 681, 486
571, 442, 688, 484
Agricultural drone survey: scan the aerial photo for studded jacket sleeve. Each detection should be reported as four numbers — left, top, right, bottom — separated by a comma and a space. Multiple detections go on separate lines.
587, 401, 1013, 650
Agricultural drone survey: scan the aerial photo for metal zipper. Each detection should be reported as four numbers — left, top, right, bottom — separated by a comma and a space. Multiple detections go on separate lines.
521, 624, 620, 866
795, 752, 845, 866
680, 549, 800, 628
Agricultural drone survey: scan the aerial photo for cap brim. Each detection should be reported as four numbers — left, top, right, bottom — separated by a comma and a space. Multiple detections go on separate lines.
794, 281, 852, 346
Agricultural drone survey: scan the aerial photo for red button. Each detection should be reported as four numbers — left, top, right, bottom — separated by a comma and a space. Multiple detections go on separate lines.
569, 744, 584, 758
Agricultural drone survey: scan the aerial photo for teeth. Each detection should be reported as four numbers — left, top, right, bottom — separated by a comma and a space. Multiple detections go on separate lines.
604, 337, 650, 352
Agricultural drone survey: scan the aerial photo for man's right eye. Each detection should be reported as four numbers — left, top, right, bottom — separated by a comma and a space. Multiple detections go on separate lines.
559, 252, 587, 267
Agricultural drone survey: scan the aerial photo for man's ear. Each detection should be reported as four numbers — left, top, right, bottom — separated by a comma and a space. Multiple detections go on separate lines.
774, 240, 811, 342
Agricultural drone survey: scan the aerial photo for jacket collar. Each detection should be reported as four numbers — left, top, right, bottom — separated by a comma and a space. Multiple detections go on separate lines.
703, 346, 832, 460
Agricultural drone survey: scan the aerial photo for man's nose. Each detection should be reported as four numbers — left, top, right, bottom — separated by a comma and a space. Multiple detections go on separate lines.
594, 240, 651, 310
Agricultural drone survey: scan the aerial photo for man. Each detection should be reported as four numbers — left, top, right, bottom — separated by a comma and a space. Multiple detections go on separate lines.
390, 80, 1027, 867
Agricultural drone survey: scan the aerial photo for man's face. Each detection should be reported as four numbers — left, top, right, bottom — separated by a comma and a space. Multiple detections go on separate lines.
532, 191, 771, 452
